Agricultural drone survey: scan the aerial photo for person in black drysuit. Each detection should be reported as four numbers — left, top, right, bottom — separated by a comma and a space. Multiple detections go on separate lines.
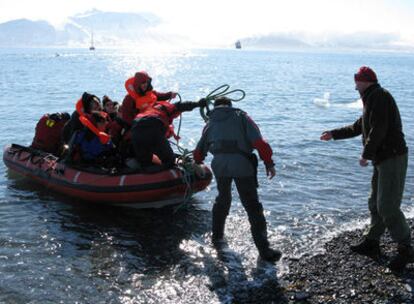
193, 97, 281, 262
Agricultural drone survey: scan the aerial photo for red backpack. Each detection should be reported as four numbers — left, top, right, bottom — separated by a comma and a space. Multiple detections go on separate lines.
31, 112, 70, 154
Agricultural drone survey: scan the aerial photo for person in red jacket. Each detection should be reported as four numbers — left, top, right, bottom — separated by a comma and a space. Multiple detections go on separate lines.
31, 112, 70, 154
132, 99, 206, 170
102, 95, 119, 120
121, 71, 177, 126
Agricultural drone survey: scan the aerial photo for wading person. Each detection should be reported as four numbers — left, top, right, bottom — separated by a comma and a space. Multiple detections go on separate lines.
193, 97, 281, 262
320, 66, 412, 272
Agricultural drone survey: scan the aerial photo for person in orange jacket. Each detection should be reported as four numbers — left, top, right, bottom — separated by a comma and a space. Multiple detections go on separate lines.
121, 71, 177, 126
62, 92, 101, 144
131, 98, 206, 170
72, 111, 115, 164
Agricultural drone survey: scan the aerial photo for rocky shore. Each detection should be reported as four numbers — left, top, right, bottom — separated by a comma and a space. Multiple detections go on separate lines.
279, 220, 414, 303
226, 220, 414, 303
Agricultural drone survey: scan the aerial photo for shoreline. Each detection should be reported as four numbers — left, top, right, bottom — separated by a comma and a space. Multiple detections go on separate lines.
258, 220, 414, 303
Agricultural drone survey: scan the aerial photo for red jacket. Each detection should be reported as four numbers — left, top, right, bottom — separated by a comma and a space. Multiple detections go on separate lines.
122, 71, 175, 125
134, 100, 201, 139
31, 113, 70, 154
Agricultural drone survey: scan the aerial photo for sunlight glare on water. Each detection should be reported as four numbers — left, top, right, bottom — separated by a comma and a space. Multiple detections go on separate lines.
0, 48, 413, 303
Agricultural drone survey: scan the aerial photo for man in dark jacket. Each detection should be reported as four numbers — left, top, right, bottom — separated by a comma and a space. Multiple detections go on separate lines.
193, 97, 281, 262
320, 66, 412, 271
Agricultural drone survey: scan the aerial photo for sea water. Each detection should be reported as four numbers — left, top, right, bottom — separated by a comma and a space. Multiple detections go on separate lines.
0, 48, 413, 303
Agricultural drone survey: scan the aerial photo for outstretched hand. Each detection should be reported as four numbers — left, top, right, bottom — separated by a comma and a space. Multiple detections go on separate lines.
320, 131, 333, 141
170, 92, 178, 99
359, 157, 369, 167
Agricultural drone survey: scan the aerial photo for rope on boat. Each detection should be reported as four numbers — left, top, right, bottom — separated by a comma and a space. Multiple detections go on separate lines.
173, 152, 197, 213
8, 145, 58, 170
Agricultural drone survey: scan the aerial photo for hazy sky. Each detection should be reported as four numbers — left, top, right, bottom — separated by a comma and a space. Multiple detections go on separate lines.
1, 0, 414, 45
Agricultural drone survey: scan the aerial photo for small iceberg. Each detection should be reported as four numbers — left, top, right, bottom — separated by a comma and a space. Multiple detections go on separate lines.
313, 92, 363, 110
343, 98, 362, 109
313, 92, 331, 108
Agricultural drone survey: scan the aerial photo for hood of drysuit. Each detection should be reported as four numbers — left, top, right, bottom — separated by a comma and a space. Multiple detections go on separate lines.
208, 106, 240, 122
125, 71, 153, 96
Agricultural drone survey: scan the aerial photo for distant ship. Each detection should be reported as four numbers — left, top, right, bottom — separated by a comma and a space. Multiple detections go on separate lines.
235, 40, 241, 49
89, 32, 95, 51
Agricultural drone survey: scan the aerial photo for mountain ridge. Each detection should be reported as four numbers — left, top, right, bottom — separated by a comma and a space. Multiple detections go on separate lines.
0, 10, 174, 48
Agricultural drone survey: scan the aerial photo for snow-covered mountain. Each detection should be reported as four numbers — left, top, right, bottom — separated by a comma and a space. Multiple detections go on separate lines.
0, 10, 181, 48
238, 32, 412, 52
240, 33, 310, 50
2, 10, 411, 51
0, 19, 59, 47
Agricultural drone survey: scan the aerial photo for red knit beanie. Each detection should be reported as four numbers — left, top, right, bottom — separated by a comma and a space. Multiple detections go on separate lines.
354, 66, 378, 83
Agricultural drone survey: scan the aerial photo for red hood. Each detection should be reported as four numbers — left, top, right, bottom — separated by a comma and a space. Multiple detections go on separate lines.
125, 71, 152, 97
133, 71, 151, 89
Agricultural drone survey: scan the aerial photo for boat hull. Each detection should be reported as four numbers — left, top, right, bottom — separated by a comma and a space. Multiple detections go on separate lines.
3, 144, 212, 208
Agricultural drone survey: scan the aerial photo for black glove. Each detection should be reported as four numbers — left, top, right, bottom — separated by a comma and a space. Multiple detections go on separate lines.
264, 161, 275, 170
198, 98, 208, 107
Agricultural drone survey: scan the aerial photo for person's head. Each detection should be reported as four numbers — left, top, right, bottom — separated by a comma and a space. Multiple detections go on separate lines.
81, 92, 101, 113
354, 66, 378, 96
91, 99, 102, 112
133, 71, 153, 95
213, 96, 232, 108
102, 95, 118, 114
90, 111, 108, 132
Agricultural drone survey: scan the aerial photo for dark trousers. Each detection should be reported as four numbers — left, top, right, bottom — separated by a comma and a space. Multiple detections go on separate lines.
365, 153, 410, 245
213, 176, 270, 252
131, 118, 175, 168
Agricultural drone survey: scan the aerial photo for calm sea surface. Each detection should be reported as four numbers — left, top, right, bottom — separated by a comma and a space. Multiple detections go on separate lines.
0, 48, 413, 303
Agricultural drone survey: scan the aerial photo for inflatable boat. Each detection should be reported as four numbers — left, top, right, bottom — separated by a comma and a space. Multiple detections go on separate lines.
3, 144, 212, 208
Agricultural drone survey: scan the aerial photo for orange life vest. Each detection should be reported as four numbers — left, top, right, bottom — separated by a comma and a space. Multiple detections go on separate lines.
135, 101, 180, 139
125, 76, 157, 112
75, 99, 110, 144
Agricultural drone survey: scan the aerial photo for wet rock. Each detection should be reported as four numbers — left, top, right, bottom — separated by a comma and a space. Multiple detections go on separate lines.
280, 219, 414, 304
213, 220, 414, 303
295, 291, 310, 300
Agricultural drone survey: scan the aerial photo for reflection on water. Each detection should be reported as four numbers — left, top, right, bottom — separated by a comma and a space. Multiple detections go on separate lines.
0, 187, 285, 303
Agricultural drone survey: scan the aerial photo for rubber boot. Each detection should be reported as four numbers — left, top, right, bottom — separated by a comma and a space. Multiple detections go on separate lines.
246, 206, 282, 262
259, 247, 282, 262
212, 205, 227, 247
389, 244, 414, 272
254, 227, 282, 262
350, 238, 380, 257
